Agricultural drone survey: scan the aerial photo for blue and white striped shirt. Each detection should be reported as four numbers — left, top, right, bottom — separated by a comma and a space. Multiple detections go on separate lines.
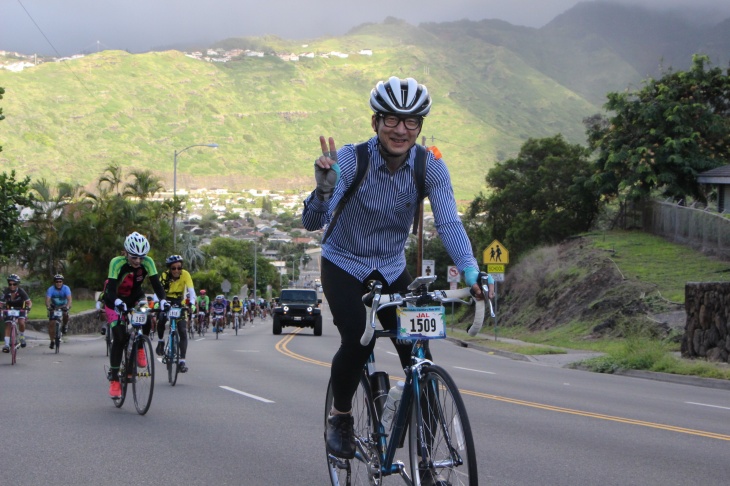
302, 136, 478, 285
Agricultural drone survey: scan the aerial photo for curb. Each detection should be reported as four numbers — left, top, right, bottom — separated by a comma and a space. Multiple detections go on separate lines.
446, 337, 532, 362
447, 336, 730, 391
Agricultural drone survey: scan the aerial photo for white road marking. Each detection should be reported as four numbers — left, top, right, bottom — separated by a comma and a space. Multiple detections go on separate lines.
454, 366, 496, 375
686, 401, 730, 410
220, 386, 275, 403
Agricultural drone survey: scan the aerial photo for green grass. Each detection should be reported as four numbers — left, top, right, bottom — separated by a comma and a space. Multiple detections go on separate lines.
26, 299, 98, 320
583, 230, 730, 303
447, 229, 730, 380
0, 25, 603, 201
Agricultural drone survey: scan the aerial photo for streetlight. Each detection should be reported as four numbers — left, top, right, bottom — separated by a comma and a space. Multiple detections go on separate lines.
253, 240, 257, 304
172, 143, 218, 250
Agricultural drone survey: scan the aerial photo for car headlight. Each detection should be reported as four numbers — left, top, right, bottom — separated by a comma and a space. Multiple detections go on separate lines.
307, 306, 313, 313
283, 306, 289, 312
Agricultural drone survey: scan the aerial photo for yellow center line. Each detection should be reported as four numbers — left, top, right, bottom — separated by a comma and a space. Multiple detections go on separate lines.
275, 333, 730, 441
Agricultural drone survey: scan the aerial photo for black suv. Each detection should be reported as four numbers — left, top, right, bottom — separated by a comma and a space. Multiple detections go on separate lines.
272, 288, 323, 336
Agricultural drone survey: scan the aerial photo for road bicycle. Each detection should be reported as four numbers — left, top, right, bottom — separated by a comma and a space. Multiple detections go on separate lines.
109, 303, 157, 415
212, 312, 225, 339
48, 306, 68, 354
163, 304, 187, 386
324, 274, 494, 486
232, 311, 242, 335
197, 311, 207, 337
2, 309, 26, 365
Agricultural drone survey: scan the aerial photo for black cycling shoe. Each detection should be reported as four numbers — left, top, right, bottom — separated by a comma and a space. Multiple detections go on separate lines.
155, 341, 165, 356
178, 362, 188, 373
62, 325, 68, 334
325, 414, 355, 459
100, 327, 106, 335
49, 341, 55, 349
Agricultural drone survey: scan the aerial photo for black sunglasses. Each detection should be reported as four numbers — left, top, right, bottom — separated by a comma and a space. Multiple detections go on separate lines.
170, 265, 183, 270
8, 282, 18, 287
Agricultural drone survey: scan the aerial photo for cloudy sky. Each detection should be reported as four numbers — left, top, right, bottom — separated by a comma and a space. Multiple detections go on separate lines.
2, 0, 729, 56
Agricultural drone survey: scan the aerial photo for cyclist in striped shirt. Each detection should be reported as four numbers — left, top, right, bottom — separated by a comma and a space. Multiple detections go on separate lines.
303, 76, 491, 459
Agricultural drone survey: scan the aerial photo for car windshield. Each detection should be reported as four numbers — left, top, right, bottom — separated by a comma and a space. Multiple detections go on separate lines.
281, 291, 316, 304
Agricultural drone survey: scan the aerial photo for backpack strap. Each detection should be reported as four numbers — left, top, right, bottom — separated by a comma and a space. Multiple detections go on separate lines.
321, 143, 427, 243
411, 145, 428, 235
321, 142, 369, 244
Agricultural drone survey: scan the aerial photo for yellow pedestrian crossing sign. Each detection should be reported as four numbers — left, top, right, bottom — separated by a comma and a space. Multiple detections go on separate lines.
483, 240, 509, 264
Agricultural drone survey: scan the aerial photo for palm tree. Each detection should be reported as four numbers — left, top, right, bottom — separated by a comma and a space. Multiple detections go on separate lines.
97, 163, 124, 195
124, 169, 164, 201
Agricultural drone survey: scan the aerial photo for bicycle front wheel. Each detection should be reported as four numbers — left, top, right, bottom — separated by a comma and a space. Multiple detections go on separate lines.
132, 335, 155, 415
10, 323, 17, 365
113, 343, 129, 409
168, 331, 179, 386
408, 364, 477, 486
55, 323, 62, 354
324, 374, 382, 486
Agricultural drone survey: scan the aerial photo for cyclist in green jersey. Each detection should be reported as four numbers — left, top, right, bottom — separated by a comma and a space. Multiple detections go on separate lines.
103, 232, 167, 399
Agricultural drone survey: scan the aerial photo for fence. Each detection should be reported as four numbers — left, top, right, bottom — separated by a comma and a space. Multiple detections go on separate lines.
642, 200, 730, 259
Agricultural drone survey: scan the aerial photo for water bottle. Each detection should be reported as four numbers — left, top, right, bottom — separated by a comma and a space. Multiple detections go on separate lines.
380, 381, 405, 432
370, 371, 390, 417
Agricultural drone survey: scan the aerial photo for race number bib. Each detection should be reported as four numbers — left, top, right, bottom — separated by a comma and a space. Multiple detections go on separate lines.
167, 307, 182, 319
131, 311, 147, 325
53, 310, 63, 318
397, 306, 446, 340
6, 309, 21, 317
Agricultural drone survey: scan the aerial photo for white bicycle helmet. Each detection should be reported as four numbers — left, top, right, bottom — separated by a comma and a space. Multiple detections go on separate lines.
124, 232, 150, 257
369, 76, 431, 117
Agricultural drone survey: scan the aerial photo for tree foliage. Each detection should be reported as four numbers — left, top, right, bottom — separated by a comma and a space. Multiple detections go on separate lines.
587, 55, 730, 203
466, 135, 600, 258
0, 171, 33, 263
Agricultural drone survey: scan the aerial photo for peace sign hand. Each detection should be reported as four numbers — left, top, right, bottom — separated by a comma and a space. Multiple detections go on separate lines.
314, 136, 340, 201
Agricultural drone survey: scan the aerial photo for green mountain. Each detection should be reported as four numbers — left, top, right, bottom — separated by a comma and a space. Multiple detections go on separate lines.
1, 3, 727, 201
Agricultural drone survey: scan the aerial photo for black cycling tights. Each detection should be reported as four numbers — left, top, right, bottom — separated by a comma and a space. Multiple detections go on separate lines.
321, 257, 431, 413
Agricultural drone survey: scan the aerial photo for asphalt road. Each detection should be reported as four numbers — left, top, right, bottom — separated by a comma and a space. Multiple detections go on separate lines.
2, 301, 730, 485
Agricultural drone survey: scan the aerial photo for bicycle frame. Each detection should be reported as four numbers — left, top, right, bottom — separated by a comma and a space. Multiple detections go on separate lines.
328, 273, 492, 484
3, 309, 24, 365
49, 307, 66, 353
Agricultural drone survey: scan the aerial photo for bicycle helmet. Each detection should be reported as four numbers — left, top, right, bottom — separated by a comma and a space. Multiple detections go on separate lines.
370, 77, 431, 117
53, 274, 64, 281
124, 231, 150, 257
166, 254, 183, 266
215, 295, 224, 301
200, 289, 206, 295
233, 296, 239, 301
7, 274, 20, 284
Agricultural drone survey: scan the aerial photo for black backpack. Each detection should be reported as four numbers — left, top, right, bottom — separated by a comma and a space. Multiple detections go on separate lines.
322, 142, 428, 244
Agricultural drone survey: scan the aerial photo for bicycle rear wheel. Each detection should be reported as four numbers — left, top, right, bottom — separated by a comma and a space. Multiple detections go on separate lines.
132, 335, 155, 415
324, 374, 382, 485
113, 344, 129, 408
168, 331, 179, 386
408, 364, 477, 486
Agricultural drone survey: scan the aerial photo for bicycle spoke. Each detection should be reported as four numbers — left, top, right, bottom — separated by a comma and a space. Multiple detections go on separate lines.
132, 335, 155, 415
409, 365, 477, 486
325, 375, 384, 485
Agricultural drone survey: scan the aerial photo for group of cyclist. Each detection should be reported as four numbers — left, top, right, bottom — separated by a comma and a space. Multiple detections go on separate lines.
1, 273, 74, 353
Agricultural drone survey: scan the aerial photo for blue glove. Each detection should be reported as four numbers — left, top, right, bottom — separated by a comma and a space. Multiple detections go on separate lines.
114, 299, 126, 312
464, 267, 480, 288
160, 299, 169, 311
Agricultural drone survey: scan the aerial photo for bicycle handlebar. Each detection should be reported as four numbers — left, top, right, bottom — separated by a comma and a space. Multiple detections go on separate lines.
360, 273, 495, 346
